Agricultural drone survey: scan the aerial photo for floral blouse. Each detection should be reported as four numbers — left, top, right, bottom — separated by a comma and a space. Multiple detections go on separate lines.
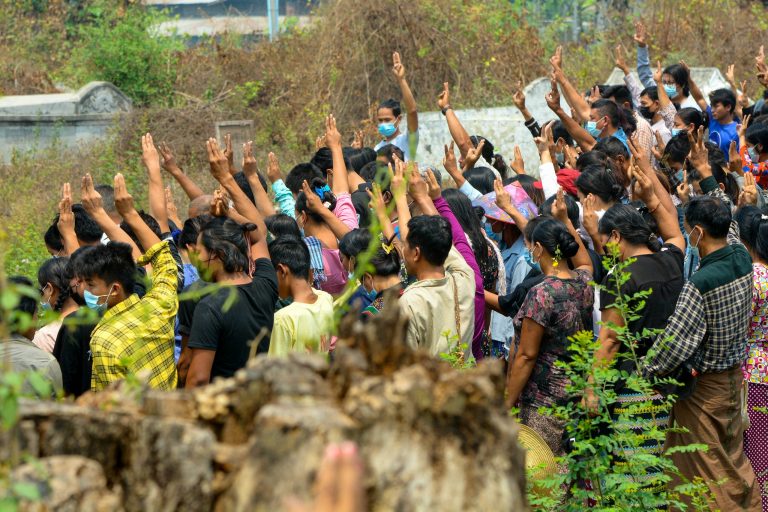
513, 269, 594, 407
744, 263, 768, 384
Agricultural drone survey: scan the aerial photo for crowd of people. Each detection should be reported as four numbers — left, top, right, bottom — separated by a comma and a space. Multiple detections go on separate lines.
2, 23, 768, 509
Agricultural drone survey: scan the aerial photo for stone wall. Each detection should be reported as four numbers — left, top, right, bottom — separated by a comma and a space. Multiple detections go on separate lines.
0, 82, 131, 163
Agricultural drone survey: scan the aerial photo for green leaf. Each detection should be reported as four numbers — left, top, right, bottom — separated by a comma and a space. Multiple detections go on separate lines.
11, 482, 40, 501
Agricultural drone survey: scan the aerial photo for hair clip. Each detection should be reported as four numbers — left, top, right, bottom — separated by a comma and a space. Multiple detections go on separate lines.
762, 215, 768, 221
382, 242, 395, 255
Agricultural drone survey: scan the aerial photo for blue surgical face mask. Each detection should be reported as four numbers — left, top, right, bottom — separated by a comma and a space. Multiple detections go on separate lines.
523, 248, 541, 272
664, 84, 679, 99
378, 122, 397, 138
671, 128, 684, 137
84, 285, 113, 312
585, 121, 602, 138
484, 222, 502, 244
747, 146, 760, 162
39, 284, 52, 311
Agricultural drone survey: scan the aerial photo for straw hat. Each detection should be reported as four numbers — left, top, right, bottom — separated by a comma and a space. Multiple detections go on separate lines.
517, 424, 558, 489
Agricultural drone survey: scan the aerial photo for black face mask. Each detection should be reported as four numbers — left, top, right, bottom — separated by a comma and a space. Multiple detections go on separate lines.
639, 106, 655, 120
639, 107, 656, 121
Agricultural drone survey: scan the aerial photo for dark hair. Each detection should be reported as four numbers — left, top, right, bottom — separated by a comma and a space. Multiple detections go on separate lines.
463, 166, 496, 195
376, 144, 404, 166
95, 185, 116, 214
378, 98, 402, 118
746, 122, 768, 149
339, 229, 371, 260
265, 213, 302, 240
349, 147, 377, 172
469, 135, 496, 164
295, 177, 337, 223
285, 163, 323, 195
676, 107, 706, 131
593, 136, 629, 161
551, 120, 574, 147
735, 205, 762, 251
406, 215, 452, 266
8, 275, 37, 320
575, 165, 624, 203
310, 147, 352, 176
47, 204, 104, 249
663, 64, 691, 96
592, 98, 636, 136
74, 242, 136, 293
37, 257, 73, 312
599, 204, 661, 252
540, 193, 581, 229
360, 161, 387, 183
738, 207, 768, 262
663, 133, 691, 165
709, 88, 737, 114
180, 214, 213, 248
120, 211, 162, 252
199, 217, 255, 274
524, 216, 580, 259
685, 196, 731, 239
504, 174, 545, 207
601, 84, 634, 109
685, 142, 739, 204
640, 86, 659, 102
232, 171, 267, 205
441, 189, 491, 270
268, 236, 310, 280
575, 150, 609, 171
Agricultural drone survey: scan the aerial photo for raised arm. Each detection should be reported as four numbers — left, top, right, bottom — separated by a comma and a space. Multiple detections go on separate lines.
437, 82, 472, 157
632, 157, 686, 252
325, 114, 350, 196
142, 133, 170, 233
634, 22, 655, 88
393, 52, 418, 134
652, 61, 673, 112
545, 77, 596, 151
513, 84, 542, 139
266, 152, 296, 218
552, 188, 592, 273
301, 179, 351, 240
114, 173, 162, 254
206, 138, 269, 260
494, 179, 528, 233
550, 46, 590, 122
158, 142, 205, 200
242, 141, 276, 217
681, 60, 708, 111
393, 159, 411, 240
57, 183, 79, 256
80, 173, 141, 261
615, 44, 642, 109
628, 135, 676, 216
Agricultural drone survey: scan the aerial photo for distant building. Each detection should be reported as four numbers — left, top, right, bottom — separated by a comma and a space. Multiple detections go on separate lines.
144, 0, 318, 41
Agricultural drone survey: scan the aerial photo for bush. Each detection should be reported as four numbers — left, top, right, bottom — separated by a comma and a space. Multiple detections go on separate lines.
60, 2, 183, 106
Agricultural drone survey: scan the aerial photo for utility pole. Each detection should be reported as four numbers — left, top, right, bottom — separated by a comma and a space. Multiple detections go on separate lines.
267, 0, 279, 41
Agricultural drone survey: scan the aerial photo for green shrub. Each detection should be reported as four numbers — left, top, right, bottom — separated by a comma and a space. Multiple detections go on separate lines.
60, 2, 183, 107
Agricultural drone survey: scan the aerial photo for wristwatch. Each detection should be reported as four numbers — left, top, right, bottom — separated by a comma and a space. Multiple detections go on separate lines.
441, 105, 452, 116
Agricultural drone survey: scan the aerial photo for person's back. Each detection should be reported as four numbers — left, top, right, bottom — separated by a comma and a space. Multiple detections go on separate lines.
0, 334, 63, 396
0, 276, 63, 396
82, 241, 179, 391
399, 215, 475, 356
188, 259, 277, 378
268, 236, 334, 357
270, 290, 334, 356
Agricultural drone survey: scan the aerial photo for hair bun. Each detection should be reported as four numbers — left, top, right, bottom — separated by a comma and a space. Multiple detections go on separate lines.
556, 229, 580, 259
241, 222, 258, 233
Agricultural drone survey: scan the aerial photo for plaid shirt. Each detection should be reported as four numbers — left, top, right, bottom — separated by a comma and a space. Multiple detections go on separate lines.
642, 179, 752, 377
90, 240, 179, 391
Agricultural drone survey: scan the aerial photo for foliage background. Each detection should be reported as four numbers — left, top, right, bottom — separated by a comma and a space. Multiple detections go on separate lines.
0, 0, 766, 276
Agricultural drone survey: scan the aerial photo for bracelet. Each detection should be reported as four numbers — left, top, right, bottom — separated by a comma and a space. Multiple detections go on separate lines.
441, 105, 452, 116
